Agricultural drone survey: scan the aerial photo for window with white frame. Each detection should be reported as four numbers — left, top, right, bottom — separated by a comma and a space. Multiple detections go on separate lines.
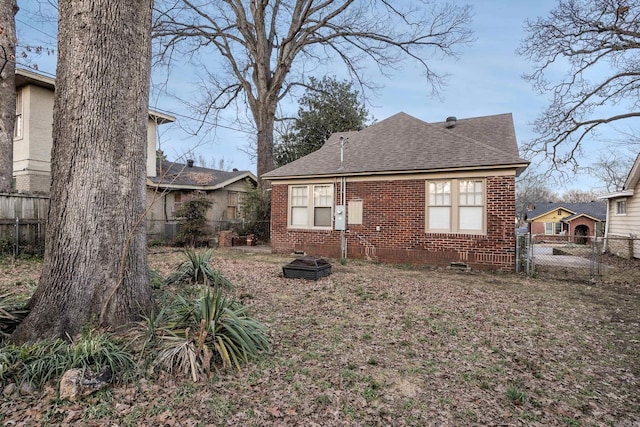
615, 199, 627, 215
426, 179, 485, 234
545, 222, 563, 235
289, 184, 333, 228
14, 89, 23, 139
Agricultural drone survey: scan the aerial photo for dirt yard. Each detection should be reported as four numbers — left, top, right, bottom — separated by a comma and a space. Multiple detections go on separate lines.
1, 248, 639, 426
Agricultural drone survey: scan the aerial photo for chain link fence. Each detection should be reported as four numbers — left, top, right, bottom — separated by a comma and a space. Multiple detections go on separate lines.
147, 219, 271, 246
517, 234, 640, 284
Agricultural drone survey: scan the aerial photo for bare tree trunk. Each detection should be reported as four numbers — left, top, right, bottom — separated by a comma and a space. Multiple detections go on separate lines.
12, 0, 154, 343
0, 0, 18, 193
256, 105, 276, 180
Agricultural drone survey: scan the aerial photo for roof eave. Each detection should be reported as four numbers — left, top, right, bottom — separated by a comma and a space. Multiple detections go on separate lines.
263, 162, 530, 181
599, 190, 634, 199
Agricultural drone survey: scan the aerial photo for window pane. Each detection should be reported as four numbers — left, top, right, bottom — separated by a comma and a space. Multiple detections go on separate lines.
314, 185, 332, 207
428, 181, 450, 206
459, 180, 483, 206
459, 206, 482, 230
291, 207, 307, 226
291, 187, 308, 206
429, 206, 450, 230
314, 207, 331, 227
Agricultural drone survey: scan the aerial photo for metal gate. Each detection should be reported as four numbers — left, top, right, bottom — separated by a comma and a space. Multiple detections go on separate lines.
515, 234, 604, 282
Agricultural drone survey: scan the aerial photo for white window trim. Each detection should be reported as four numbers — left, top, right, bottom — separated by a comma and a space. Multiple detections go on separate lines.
544, 222, 564, 235
14, 89, 23, 140
615, 199, 628, 216
425, 178, 486, 235
288, 184, 334, 230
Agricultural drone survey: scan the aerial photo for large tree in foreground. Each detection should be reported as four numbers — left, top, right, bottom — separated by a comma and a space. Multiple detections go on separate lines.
0, 0, 18, 193
519, 0, 640, 170
153, 0, 473, 178
274, 76, 370, 167
12, 0, 154, 342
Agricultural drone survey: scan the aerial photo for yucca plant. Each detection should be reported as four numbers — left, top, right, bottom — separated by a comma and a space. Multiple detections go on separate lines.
155, 287, 270, 380
165, 249, 233, 289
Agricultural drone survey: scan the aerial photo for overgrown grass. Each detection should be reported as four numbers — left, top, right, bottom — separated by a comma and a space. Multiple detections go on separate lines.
0, 329, 134, 387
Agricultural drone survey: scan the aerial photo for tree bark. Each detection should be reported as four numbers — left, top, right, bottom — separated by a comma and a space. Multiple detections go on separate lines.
0, 0, 18, 193
255, 104, 276, 181
11, 0, 155, 342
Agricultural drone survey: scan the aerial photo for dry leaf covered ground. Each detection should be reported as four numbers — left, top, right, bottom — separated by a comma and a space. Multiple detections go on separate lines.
1, 248, 639, 426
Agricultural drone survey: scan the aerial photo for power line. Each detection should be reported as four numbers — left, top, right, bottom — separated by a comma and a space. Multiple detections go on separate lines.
16, 18, 57, 42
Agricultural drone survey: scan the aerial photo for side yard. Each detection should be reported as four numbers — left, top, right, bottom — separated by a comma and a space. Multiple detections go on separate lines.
1, 249, 639, 426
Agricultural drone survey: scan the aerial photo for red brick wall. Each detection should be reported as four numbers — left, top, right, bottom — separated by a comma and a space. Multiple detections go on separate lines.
270, 175, 517, 271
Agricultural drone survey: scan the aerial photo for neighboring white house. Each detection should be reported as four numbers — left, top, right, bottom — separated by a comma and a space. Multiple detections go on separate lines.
13, 68, 174, 193
12, 68, 256, 239
599, 153, 640, 259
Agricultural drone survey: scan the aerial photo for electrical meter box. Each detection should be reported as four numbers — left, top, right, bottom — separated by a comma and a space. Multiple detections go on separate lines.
334, 205, 346, 230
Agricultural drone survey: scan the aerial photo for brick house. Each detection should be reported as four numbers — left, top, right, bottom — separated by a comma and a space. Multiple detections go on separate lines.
263, 112, 529, 271
524, 202, 606, 244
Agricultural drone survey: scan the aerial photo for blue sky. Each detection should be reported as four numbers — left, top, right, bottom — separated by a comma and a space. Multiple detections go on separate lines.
15, 0, 636, 192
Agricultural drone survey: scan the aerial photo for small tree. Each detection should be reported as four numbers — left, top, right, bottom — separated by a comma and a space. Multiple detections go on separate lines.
236, 181, 271, 242
175, 193, 213, 247
274, 76, 370, 167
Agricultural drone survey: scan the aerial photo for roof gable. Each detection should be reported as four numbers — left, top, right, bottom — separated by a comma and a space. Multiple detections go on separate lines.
263, 112, 528, 179
624, 153, 640, 190
149, 160, 256, 189
525, 202, 607, 222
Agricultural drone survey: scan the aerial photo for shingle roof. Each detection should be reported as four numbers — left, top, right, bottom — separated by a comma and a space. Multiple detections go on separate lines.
525, 202, 607, 222
148, 160, 255, 188
263, 112, 528, 179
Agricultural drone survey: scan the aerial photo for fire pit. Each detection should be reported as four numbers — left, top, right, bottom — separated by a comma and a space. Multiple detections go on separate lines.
282, 256, 332, 280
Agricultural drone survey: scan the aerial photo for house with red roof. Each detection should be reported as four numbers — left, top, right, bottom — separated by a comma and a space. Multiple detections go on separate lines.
263, 112, 529, 271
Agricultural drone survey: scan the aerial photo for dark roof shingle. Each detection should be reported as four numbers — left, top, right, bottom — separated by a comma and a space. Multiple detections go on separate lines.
263, 112, 528, 178
525, 202, 607, 222
148, 160, 254, 188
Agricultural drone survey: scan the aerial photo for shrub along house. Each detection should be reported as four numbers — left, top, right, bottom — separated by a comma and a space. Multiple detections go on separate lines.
263, 112, 529, 271
146, 160, 257, 240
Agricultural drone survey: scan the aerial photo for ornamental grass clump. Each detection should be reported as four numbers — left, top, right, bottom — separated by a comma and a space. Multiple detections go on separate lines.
165, 249, 233, 289
154, 287, 270, 381
0, 329, 134, 388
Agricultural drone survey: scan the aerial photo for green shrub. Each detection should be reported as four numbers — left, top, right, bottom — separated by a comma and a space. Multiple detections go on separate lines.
174, 193, 213, 247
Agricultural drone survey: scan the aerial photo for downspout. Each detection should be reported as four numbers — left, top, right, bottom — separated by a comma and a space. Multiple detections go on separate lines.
602, 199, 610, 253
164, 191, 168, 222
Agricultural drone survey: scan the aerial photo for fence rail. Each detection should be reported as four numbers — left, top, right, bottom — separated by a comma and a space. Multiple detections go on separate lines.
0, 194, 49, 256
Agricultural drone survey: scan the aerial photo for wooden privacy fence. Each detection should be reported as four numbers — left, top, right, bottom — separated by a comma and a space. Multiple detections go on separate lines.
0, 193, 49, 256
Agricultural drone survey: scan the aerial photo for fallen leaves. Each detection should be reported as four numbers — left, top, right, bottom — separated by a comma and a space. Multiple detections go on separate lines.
1, 248, 639, 426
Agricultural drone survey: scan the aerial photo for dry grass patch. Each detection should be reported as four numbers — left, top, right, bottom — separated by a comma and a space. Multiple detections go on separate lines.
1, 247, 638, 426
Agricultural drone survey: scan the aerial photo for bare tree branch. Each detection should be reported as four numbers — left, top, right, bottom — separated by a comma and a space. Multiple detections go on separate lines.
519, 0, 640, 170
153, 0, 473, 178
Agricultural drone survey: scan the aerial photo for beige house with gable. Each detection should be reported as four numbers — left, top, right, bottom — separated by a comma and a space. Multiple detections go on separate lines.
600, 153, 640, 259
13, 68, 174, 194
